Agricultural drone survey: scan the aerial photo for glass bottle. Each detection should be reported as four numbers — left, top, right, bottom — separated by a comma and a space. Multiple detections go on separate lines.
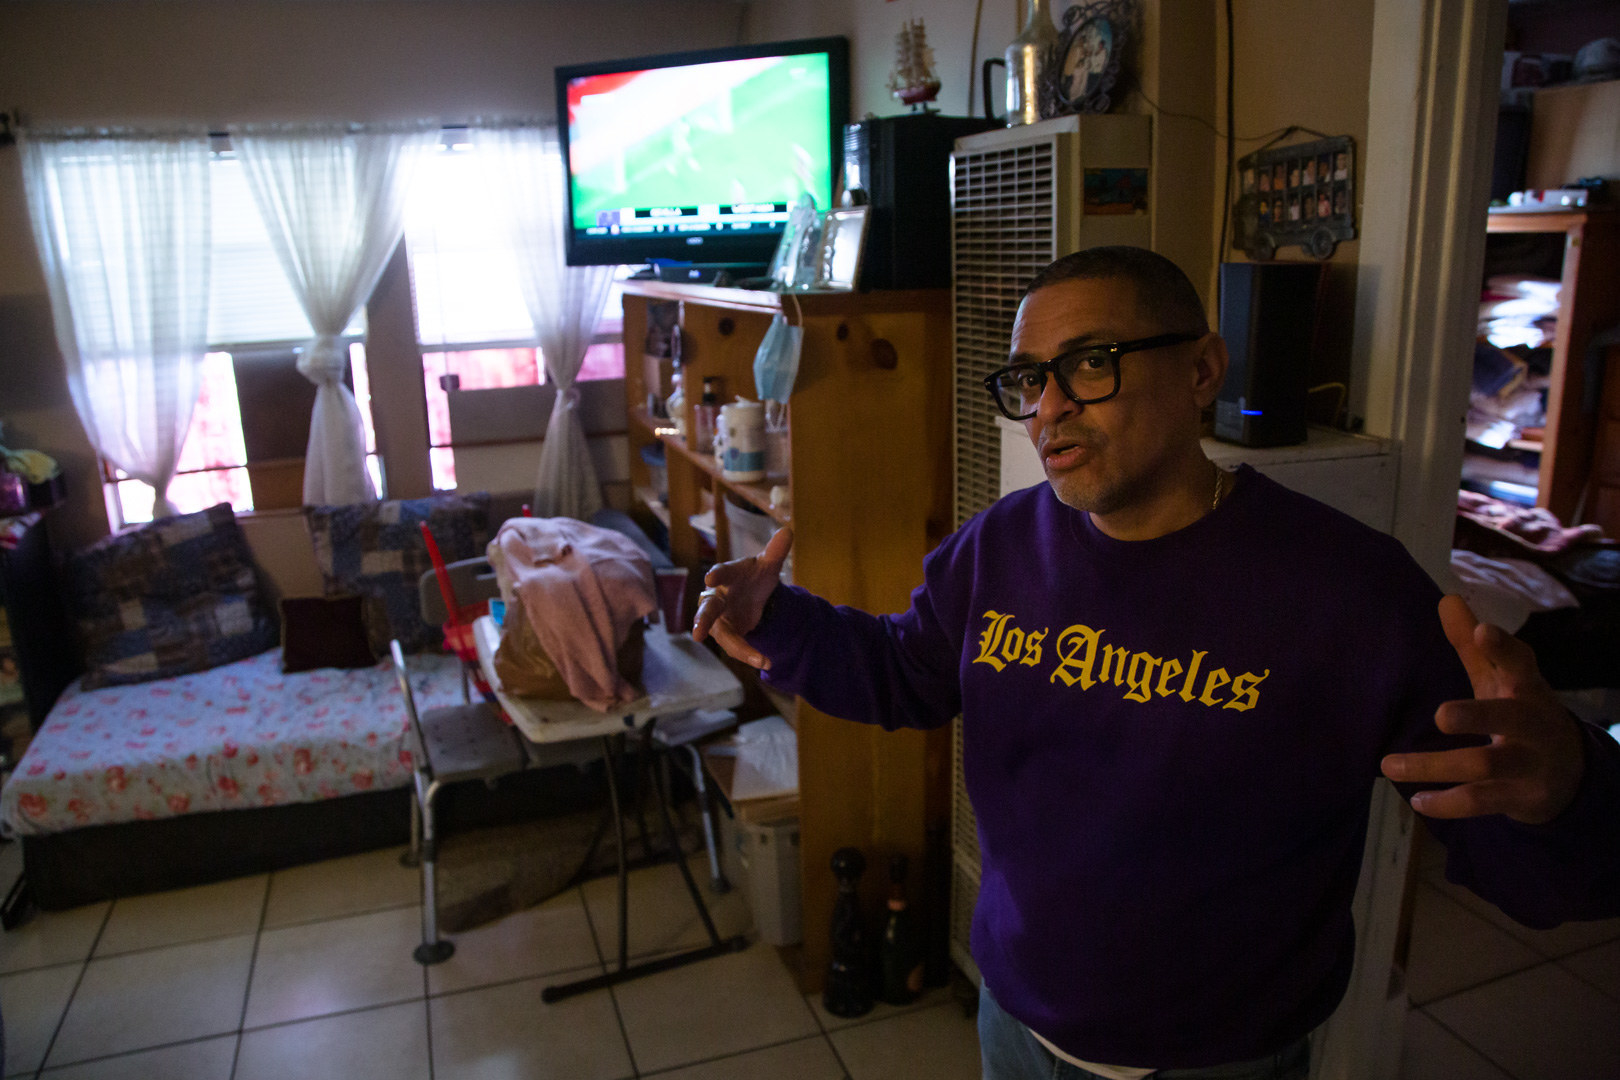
878, 854, 923, 1005
666, 367, 686, 443
693, 376, 721, 455
1005, 0, 1057, 127
823, 847, 874, 1018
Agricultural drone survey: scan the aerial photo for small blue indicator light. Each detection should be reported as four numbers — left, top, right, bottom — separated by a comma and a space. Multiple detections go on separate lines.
1240, 408, 1263, 416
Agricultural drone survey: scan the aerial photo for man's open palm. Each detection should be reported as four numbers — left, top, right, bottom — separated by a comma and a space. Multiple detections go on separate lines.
691, 527, 794, 670
1380, 595, 1585, 825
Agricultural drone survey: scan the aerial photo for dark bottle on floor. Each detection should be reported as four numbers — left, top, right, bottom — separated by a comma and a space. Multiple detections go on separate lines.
879, 854, 923, 1005
823, 846, 873, 1018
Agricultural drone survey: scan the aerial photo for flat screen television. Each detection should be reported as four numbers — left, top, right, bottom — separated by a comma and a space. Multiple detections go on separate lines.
555, 37, 849, 270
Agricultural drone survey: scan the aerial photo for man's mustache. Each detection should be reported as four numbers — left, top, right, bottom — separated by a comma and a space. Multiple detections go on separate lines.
1038, 424, 1105, 455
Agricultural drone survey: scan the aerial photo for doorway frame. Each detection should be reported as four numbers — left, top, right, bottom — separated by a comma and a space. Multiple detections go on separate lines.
1314, 1, 1507, 1078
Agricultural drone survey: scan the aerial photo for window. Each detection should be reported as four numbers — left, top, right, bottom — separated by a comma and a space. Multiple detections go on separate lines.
108, 150, 378, 526
100, 129, 621, 520
110, 351, 251, 523
404, 134, 627, 491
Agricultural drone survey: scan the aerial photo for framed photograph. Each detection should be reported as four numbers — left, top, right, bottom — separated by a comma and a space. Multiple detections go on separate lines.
815, 207, 869, 291
1038, 0, 1134, 117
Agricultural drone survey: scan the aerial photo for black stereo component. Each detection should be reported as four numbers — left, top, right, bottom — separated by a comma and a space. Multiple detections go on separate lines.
1214, 261, 1326, 447
843, 113, 997, 290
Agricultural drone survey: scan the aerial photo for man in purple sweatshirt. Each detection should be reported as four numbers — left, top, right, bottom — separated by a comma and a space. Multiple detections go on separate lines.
693, 247, 1618, 1080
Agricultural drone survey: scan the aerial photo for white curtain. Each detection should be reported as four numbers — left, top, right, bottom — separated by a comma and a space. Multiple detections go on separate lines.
20, 130, 212, 520
231, 122, 436, 506
473, 124, 615, 520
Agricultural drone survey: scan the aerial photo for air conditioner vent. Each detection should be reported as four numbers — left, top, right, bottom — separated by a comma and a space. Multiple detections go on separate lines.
952, 137, 1059, 529
946, 116, 1152, 987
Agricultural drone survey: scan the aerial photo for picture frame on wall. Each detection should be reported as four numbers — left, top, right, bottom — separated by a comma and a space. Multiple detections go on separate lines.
1039, 0, 1137, 117
1231, 132, 1358, 261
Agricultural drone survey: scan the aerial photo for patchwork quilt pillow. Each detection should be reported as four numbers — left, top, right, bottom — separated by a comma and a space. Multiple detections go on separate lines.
68, 502, 279, 689
304, 492, 492, 654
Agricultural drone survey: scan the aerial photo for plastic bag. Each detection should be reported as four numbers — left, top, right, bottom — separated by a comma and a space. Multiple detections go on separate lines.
494, 595, 644, 699
728, 715, 798, 801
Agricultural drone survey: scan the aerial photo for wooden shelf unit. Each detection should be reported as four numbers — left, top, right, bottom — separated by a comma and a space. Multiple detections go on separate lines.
621, 281, 955, 990
629, 405, 789, 529
1484, 209, 1620, 524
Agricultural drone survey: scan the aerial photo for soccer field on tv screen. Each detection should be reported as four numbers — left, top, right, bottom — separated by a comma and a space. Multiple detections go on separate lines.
569, 54, 835, 230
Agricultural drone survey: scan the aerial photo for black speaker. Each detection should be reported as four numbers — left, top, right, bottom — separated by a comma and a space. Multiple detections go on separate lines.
1215, 262, 1325, 447
843, 113, 997, 290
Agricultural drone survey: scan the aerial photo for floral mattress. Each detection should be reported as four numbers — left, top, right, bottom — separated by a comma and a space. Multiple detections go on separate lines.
0, 649, 464, 837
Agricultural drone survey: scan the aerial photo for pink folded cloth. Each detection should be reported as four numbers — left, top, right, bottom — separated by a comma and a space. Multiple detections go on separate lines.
1457, 490, 1607, 554
489, 517, 657, 711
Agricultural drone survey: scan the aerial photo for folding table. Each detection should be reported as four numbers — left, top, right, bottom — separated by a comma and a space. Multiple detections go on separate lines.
471, 616, 749, 1001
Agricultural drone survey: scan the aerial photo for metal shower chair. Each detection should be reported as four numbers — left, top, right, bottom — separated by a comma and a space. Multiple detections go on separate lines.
390, 552, 737, 967
390, 556, 527, 964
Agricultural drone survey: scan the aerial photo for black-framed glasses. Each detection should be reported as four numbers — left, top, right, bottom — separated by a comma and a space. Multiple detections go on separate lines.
982, 333, 1202, 421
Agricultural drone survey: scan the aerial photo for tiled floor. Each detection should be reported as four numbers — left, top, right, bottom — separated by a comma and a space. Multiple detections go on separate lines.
1398, 825, 1620, 1080
1, 826, 1616, 1080
0, 840, 981, 1080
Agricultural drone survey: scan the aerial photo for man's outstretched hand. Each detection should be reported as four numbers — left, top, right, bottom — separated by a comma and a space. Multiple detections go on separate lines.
1380, 595, 1585, 825
691, 527, 794, 670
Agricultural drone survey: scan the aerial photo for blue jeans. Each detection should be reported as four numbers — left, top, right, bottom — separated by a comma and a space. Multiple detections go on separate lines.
978, 983, 1311, 1080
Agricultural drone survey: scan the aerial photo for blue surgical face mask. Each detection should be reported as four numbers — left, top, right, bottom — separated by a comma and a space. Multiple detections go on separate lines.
753, 312, 803, 403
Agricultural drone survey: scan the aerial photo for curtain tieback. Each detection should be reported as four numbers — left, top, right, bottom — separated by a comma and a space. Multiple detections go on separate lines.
297, 334, 349, 384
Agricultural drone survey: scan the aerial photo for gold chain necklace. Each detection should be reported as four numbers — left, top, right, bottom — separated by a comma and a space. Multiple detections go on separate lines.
1212, 464, 1226, 510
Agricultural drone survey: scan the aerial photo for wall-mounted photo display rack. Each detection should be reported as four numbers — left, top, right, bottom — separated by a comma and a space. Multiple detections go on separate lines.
1234, 132, 1357, 261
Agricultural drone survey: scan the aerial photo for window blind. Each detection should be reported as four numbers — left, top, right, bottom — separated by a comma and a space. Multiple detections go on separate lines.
207, 152, 363, 346
405, 142, 537, 349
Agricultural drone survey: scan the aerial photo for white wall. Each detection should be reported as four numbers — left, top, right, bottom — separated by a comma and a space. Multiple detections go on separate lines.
745, 0, 1013, 122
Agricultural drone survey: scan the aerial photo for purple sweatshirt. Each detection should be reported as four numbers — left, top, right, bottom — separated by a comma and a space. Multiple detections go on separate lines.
749, 466, 1620, 1069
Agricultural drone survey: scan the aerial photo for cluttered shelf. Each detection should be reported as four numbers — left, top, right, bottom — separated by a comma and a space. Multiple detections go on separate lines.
629, 405, 792, 527
1476, 208, 1620, 525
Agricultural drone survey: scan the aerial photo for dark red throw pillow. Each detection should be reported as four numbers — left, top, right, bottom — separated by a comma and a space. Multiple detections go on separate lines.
279, 595, 378, 673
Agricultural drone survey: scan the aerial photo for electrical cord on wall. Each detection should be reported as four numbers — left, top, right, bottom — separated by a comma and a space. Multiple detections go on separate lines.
1308, 382, 1348, 427
1217, 0, 1235, 274
968, 0, 988, 119
1125, 82, 1291, 146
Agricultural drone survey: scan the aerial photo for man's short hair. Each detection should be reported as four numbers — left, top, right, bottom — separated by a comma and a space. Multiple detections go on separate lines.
1023, 246, 1209, 337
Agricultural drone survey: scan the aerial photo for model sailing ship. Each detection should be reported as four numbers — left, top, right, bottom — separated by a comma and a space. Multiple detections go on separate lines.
887, 18, 942, 110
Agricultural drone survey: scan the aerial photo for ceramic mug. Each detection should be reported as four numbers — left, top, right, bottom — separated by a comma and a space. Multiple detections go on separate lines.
717, 400, 767, 482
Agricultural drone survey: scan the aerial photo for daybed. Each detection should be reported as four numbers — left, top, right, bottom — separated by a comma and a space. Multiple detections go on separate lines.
0, 492, 621, 910
2, 647, 466, 908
